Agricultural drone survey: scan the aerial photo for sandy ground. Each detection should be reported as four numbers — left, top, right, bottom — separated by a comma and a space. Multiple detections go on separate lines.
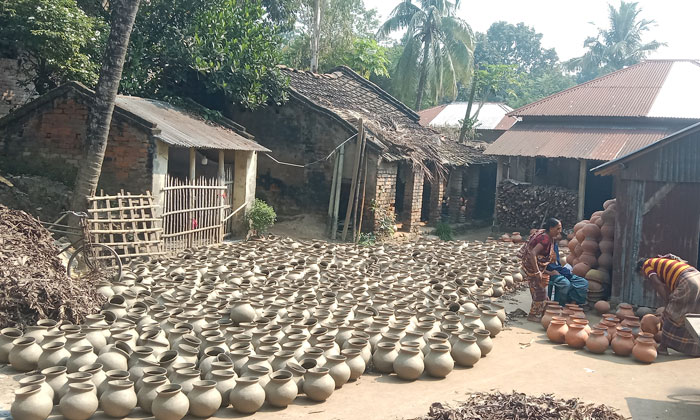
1, 289, 699, 420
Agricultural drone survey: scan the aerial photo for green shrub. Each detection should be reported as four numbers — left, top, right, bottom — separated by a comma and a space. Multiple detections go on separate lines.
246, 199, 276, 237
370, 199, 395, 240
358, 232, 376, 246
434, 222, 454, 241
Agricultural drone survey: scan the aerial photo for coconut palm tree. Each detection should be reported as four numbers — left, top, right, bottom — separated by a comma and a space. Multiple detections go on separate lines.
378, 0, 474, 111
70, 0, 141, 212
567, 1, 665, 82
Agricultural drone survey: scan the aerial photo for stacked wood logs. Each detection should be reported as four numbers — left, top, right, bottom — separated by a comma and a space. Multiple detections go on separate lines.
496, 181, 578, 230
564, 199, 616, 302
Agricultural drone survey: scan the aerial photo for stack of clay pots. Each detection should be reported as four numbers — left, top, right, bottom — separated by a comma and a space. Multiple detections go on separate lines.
565, 199, 616, 303
542, 301, 658, 363
5, 237, 522, 420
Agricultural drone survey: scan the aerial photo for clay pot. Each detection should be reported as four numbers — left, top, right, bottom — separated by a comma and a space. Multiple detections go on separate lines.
424, 344, 454, 378
324, 354, 351, 388
209, 370, 235, 407
598, 253, 613, 270
511, 232, 523, 243
79, 364, 107, 397
546, 319, 568, 344
579, 253, 598, 269
582, 223, 601, 240
480, 310, 503, 337
567, 238, 578, 253
0, 328, 23, 363
474, 329, 494, 356
229, 299, 257, 324
611, 331, 635, 356
372, 342, 398, 374
565, 324, 588, 349
585, 330, 609, 354
41, 366, 68, 404
541, 308, 562, 330
581, 239, 599, 254
572, 263, 591, 278
600, 224, 614, 239
451, 334, 481, 367
616, 303, 636, 320
229, 377, 265, 414
38, 341, 71, 370
67, 345, 98, 373
303, 367, 335, 402
152, 384, 190, 420
10, 337, 43, 372
137, 375, 168, 414
11, 385, 53, 420
98, 370, 130, 398
393, 345, 424, 381
97, 343, 129, 372
187, 380, 221, 418
100, 380, 137, 417
265, 370, 298, 408
17, 375, 54, 409
594, 300, 610, 315
59, 383, 99, 420
641, 314, 661, 335
632, 336, 658, 363
341, 348, 365, 381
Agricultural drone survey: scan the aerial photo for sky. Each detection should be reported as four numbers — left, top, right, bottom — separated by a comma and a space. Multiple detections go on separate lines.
364, 0, 699, 61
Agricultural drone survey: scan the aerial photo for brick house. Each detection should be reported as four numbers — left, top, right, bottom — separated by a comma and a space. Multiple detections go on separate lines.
228, 65, 490, 235
0, 82, 268, 230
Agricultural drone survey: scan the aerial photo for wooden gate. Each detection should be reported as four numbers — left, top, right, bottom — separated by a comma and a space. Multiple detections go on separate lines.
161, 176, 229, 251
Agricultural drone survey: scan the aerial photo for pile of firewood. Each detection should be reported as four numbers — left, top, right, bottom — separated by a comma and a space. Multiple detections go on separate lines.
496, 180, 578, 229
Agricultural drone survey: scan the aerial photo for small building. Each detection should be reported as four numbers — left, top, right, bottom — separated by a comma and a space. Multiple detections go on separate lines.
485, 60, 700, 228
0, 82, 268, 233
418, 102, 517, 143
228, 66, 492, 235
592, 122, 700, 307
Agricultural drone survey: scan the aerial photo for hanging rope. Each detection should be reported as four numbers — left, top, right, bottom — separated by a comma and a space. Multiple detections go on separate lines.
262, 133, 358, 168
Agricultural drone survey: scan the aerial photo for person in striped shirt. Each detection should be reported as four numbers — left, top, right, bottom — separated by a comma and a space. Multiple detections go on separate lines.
636, 254, 700, 356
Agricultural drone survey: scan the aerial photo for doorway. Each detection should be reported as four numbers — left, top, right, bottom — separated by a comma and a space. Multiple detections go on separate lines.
584, 161, 614, 218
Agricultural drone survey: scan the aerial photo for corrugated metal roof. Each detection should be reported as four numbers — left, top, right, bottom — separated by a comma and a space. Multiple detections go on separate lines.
418, 102, 515, 130
484, 124, 670, 160
115, 96, 269, 152
418, 105, 447, 126
510, 60, 700, 118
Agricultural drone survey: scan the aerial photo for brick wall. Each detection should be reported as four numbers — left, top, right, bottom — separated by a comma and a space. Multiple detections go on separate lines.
0, 58, 37, 118
361, 156, 397, 232
402, 167, 424, 232
448, 168, 463, 223
429, 169, 445, 224
0, 89, 154, 194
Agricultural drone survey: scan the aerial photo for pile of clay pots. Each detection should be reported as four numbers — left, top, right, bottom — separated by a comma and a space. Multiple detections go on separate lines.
563, 199, 616, 303
541, 300, 660, 363
2, 238, 523, 420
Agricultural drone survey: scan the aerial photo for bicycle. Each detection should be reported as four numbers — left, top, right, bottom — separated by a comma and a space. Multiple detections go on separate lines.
42, 211, 123, 282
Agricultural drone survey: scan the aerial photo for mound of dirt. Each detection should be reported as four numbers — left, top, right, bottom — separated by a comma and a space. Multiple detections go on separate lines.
0, 205, 105, 329
417, 392, 625, 420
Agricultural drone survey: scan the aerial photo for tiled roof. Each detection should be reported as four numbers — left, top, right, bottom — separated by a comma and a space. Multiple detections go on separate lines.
485, 123, 672, 160
281, 66, 488, 167
510, 60, 700, 118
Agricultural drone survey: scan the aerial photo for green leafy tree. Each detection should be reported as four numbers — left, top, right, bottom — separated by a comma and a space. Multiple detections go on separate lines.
378, 0, 474, 111
342, 38, 390, 78
0, 0, 105, 94
567, 1, 665, 83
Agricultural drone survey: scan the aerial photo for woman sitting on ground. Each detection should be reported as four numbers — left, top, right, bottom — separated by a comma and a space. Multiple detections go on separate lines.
518, 218, 561, 322
547, 237, 589, 306
636, 254, 700, 356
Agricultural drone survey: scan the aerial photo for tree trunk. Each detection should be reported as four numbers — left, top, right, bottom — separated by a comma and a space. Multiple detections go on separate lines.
310, 0, 321, 72
69, 0, 141, 213
458, 72, 478, 143
414, 35, 431, 111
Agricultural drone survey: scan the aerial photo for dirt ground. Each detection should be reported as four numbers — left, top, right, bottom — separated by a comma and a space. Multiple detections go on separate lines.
1, 288, 699, 419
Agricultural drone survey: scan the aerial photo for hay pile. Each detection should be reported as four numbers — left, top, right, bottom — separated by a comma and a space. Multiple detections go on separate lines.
417, 392, 625, 420
0, 205, 105, 329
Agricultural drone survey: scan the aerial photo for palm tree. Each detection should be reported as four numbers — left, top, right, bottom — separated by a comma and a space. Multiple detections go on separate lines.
378, 0, 474, 111
567, 1, 665, 82
69, 0, 141, 213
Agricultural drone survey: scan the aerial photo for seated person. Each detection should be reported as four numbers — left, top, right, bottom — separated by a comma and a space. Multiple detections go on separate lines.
547, 239, 588, 306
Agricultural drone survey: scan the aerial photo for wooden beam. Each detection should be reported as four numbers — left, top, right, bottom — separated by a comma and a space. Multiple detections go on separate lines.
342, 120, 364, 241
218, 150, 225, 242
189, 148, 196, 180
642, 183, 676, 215
328, 149, 340, 237
577, 159, 587, 220
331, 145, 345, 240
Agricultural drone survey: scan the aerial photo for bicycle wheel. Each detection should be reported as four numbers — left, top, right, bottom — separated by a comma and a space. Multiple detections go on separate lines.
67, 243, 123, 282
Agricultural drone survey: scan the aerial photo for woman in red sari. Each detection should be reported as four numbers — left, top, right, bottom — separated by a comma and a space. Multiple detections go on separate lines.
519, 218, 562, 322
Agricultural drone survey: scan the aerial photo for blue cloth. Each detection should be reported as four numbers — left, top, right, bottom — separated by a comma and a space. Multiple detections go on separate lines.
549, 274, 589, 305
547, 242, 573, 279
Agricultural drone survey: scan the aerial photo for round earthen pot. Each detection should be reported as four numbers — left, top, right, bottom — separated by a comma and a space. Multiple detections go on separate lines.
632, 336, 658, 363
582, 223, 601, 240
594, 300, 611, 315
616, 303, 635, 320
572, 263, 591, 278
585, 330, 609, 354
11, 385, 53, 420
152, 384, 189, 420
541, 308, 562, 330
565, 324, 588, 349
641, 314, 661, 335
611, 331, 634, 356
546, 319, 568, 344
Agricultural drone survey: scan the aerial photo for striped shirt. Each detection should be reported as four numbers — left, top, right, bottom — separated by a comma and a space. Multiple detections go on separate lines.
642, 257, 692, 291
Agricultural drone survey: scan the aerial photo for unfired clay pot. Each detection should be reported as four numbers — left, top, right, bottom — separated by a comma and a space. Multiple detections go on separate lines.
11, 385, 53, 420
424, 344, 454, 378
372, 342, 398, 374
324, 354, 351, 388
341, 348, 365, 381
229, 377, 265, 414
187, 380, 221, 418
303, 367, 335, 402
9, 337, 42, 372
100, 379, 137, 417
393, 346, 424, 381
152, 384, 190, 420
59, 383, 99, 420
474, 329, 494, 356
0, 328, 23, 363
137, 375, 168, 414
265, 370, 298, 408
451, 334, 481, 367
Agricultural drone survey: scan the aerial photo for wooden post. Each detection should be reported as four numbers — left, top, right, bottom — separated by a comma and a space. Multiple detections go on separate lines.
218, 150, 225, 242
352, 134, 367, 242
356, 149, 369, 241
331, 145, 344, 240
188, 148, 196, 248
578, 159, 587, 220
493, 158, 504, 227
328, 150, 340, 237
342, 120, 364, 241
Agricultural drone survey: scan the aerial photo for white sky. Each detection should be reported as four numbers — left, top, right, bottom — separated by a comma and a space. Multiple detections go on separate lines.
364, 0, 699, 61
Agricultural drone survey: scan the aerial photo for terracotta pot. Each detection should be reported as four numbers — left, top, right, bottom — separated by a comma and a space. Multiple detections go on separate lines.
511, 233, 523, 243
579, 252, 598, 269
585, 330, 609, 354
152, 384, 190, 420
632, 336, 658, 363
424, 344, 454, 378
565, 324, 588, 349
581, 239, 599, 254
541, 308, 562, 330
187, 380, 221, 418
598, 253, 613, 270
11, 385, 53, 420
59, 383, 98, 420
611, 331, 634, 356
582, 223, 601, 240
600, 224, 614, 239
100, 379, 137, 417
546, 319, 568, 344
616, 303, 635, 320
229, 377, 265, 414
393, 346, 424, 381
594, 300, 610, 315
572, 263, 591, 278
641, 314, 660, 335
